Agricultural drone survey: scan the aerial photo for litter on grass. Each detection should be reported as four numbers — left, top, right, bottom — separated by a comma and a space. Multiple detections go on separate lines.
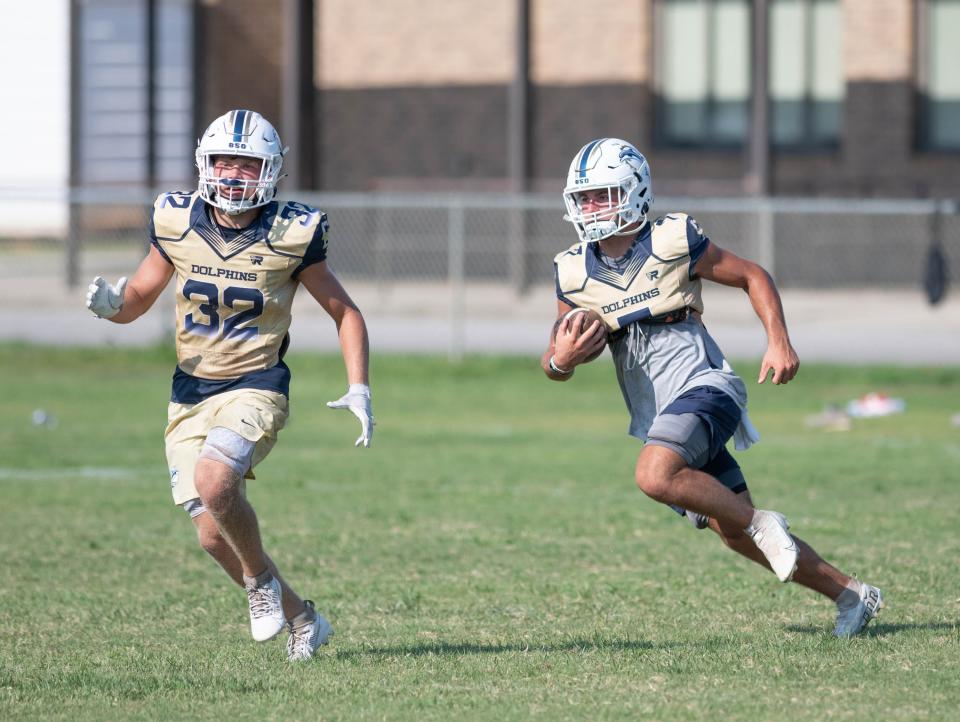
846, 392, 906, 418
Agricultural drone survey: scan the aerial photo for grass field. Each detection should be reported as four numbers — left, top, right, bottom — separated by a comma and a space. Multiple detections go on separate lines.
1, 343, 959, 721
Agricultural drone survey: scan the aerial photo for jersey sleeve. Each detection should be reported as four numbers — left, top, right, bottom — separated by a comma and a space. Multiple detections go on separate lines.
291, 213, 330, 278
147, 200, 173, 265
554, 261, 574, 306
686, 215, 710, 277
552, 244, 587, 306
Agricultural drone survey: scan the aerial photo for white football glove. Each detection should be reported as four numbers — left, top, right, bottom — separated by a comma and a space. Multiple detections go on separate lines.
326, 383, 374, 448
86, 276, 127, 319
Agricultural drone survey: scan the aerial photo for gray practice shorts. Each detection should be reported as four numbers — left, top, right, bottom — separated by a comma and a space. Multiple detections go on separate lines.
646, 412, 748, 494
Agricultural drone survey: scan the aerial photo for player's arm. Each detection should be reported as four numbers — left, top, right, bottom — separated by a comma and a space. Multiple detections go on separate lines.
541, 300, 606, 381
299, 260, 369, 385
85, 245, 174, 324
693, 241, 799, 385
299, 260, 374, 447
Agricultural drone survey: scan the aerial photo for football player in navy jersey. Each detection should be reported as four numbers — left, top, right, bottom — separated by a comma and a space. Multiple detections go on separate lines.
86, 109, 373, 660
543, 138, 882, 637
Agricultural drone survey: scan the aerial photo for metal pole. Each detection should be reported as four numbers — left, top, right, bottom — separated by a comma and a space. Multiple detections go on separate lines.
747, 0, 769, 197
507, 0, 530, 293
508, 0, 529, 190
915, 0, 930, 148
146, 0, 157, 191
191, 0, 205, 141
373, 194, 391, 303
66, 0, 82, 288
748, 0, 774, 276
282, 0, 315, 191
448, 198, 466, 362
757, 198, 775, 275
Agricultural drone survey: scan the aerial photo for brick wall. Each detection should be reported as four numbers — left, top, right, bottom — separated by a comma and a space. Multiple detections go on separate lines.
195, 0, 960, 198
199, 0, 282, 131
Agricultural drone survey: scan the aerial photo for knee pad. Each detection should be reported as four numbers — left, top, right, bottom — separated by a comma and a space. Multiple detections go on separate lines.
199, 426, 256, 477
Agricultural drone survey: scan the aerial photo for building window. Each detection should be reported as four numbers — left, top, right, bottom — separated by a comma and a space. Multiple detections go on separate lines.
654, 0, 841, 149
919, 0, 960, 150
655, 0, 751, 147
770, 0, 842, 148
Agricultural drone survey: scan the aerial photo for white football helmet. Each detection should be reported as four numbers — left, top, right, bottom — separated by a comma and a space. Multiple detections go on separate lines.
562, 138, 654, 243
195, 109, 287, 215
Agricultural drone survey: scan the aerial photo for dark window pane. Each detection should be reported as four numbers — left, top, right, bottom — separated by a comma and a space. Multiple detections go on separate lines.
929, 100, 960, 148
663, 101, 707, 144
711, 101, 749, 143
811, 100, 841, 145
772, 100, 804, 145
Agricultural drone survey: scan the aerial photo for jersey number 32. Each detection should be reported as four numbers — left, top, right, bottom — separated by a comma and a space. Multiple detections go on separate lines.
183, 280, 263, 339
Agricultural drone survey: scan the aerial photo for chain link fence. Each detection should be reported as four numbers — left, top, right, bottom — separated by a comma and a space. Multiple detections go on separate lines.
1, 188, 956, 296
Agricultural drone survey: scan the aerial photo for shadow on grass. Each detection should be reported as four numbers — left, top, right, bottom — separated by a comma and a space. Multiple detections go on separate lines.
334, 637, 672, 659
332, 622, 959, 660
785, 621, 958, 637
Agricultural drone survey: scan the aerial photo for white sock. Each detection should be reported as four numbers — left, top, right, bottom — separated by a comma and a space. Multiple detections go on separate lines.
243, 568, 273, 589
290, 605, 316, 629
745, 509, 763, 533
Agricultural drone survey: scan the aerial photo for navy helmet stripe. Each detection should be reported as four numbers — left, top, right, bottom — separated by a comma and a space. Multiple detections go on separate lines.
577, 138, 606, 178
232, 110, 247, 142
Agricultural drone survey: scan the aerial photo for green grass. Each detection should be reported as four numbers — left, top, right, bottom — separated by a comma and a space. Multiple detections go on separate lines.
1, 343, 958, 721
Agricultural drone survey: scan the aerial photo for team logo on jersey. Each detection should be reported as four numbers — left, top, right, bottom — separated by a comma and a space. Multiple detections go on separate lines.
190, 263, 258, 282
169, 468, 179, 489
601, 287, 661, 314
646, 270, 659, 280
250, 255, 264, 266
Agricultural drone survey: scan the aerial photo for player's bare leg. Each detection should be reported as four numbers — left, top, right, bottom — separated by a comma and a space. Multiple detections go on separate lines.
708, 491, 848, 599
695, 491, 883, 635
192, 509, 244, 583
636, 445, 798, 581
195, 457, 286, 640
710, 491, 885, 637
194, 457, 268, 576
191, 510, 308, 620
192, 501, 334, 655
635, 445, 754, 527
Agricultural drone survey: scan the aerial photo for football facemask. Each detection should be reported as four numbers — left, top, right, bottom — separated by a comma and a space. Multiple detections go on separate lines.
196, 109, 287, 215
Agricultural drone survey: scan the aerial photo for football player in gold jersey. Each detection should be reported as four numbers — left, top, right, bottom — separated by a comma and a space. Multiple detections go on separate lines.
85, 110, 372, 660
542, 138, 882, 637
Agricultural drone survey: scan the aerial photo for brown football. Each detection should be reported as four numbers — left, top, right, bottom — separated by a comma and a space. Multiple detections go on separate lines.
553, 307, 609, 363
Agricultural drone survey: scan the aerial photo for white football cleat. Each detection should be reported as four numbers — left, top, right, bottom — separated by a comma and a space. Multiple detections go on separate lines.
834, 582, 884, 638
245, 573, 285, 642
287, 600, 333, 661
746, 509, 799, 582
